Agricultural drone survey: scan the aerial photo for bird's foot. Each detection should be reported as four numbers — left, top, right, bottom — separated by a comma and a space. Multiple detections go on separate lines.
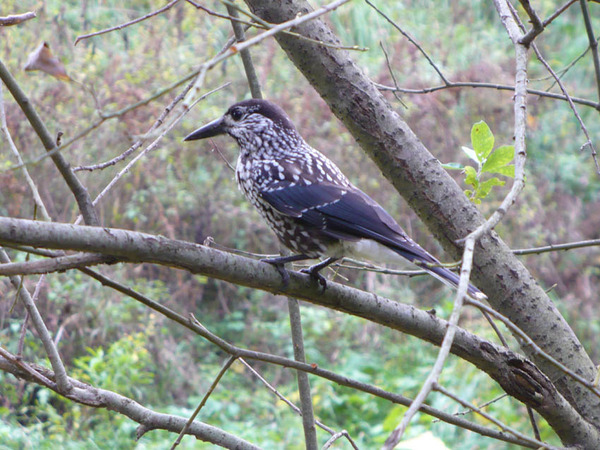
299, 257, 339, 292
300, 266, 328, 291
261, 259, 291, 289
261, 254, 310, 289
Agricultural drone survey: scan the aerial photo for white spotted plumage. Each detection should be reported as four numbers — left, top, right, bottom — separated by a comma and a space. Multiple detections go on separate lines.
185, 99, 487, 300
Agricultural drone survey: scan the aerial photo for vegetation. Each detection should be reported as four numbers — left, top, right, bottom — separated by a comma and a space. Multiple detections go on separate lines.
1, 0, 600, 448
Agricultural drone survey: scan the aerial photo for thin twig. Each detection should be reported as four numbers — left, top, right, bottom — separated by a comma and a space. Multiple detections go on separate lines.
579, 0, 600, 101
287, 298, 318, 449
70, 71, 208, 172
379, 42, 407, 108
513, 238, 600, 255
170, 355, 237, 449
219, 0, 367, 52
0, 249, 72, 393
433, 383, 562, 450
466, 297, 600, 400
239, 359, 359, 449
459, 0, 528, 243
365, 0, 449, 84
322, 430, 355, 449
376, 80, 600, 110
383, 237, 475, 448
510, 2, 600, 173
74, 0, 182, 45
0, 84, 51, 221
0, 253, 112, 276
0, 346, 56, 388
73, 267, 535, 447
75, 83, 228, 225
532, 45, 599, 173
0, 59, 99, 226
543, 0, 578, 28
518, 0, 545, 46
225, 4, 262, 99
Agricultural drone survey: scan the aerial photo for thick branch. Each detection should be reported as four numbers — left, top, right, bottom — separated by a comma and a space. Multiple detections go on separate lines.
241, 0, 600, 435
0, 217, 598, 446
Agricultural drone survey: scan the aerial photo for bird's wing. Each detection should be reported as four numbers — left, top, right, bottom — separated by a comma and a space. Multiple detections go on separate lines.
260, 181, 438, 264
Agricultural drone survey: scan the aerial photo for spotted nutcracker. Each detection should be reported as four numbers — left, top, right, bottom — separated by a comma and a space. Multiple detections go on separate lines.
184, 99, 486, 300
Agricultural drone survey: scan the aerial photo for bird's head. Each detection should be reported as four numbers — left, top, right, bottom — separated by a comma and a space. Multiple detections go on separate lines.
184, 99, 299, 146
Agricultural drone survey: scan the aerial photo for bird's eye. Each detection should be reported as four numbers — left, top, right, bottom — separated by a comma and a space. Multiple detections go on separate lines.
230, 108, 244, 121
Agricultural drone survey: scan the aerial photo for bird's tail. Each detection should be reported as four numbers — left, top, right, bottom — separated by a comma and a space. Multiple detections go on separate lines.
414, 261, 487, 301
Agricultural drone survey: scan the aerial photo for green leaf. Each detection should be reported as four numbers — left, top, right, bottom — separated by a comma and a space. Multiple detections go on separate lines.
464, 165, 478, 189
461, 146, 479, 163
492, 165, 515, 178
482, 145, 514, 174
471, 121, 494, 160
478, 177, 505, 199
442, 162, 464, 170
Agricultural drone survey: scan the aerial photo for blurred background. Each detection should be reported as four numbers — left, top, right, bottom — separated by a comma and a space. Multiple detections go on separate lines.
1, 1, 599, 448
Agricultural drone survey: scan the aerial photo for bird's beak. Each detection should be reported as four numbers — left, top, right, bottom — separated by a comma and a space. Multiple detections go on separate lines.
183, 116, 226, 141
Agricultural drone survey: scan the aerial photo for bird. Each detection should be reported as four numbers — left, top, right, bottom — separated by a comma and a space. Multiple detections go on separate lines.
184, 99, 486, 300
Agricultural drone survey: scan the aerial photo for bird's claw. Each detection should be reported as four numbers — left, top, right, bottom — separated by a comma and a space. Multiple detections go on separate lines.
262, 259, 291, 289
300, 267, 328, 291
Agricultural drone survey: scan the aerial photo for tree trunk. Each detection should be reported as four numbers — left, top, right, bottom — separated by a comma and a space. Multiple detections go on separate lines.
244, 0, 600, 435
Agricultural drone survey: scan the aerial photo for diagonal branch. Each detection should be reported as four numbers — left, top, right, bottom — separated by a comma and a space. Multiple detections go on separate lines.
0, 351, 259, 449
0, 249, 72, 393
74, 0, 182, 45
0, 217, 599, 447
0, 59, 99, 226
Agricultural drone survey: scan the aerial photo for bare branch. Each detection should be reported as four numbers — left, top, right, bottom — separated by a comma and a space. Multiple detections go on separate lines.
239, 359, 359, 448
0, 84, 51, 221
171, 355, 237, 449
0, 249, 72, 393
384, 237, 475, 448
1, 217, 598, 446
376, 80, 600, 110
0, 59, 100, 226
513, 238, 600, 255
0, 351, 260, 449
433, 383, 563, 450
544, 0, 578, 28
0, 252, 112, 276
287, 298, 318, 449
579, 0, 600, 101
466, 298, 600, 402
226, 4, 263, 99
365, 0, 450, 84
518, 0, 545, 46
0, 11, 36, 26
74, 0, 182, 45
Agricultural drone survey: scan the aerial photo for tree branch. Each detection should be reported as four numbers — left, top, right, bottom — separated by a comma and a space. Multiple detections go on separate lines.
241, 0, 600, 436
0, 59, 99, 226
0, 352, 260, 449
0, 217, 598, 446
0, 11, 36, 26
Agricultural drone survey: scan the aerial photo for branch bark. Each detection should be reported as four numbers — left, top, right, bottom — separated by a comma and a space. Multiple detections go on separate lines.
242, 0, 600, 437
0, 354, 259, 449
0, 217, 599, 447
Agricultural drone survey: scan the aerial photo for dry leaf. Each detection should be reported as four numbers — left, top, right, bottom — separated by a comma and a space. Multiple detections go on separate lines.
24, 41, 70, 80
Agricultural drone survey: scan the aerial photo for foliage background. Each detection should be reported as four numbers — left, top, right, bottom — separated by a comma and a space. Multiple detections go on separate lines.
1, 0, 599, 448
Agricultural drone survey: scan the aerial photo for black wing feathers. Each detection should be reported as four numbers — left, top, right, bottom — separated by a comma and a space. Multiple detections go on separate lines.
260, 181, 438, 264
260, 179, 486, 299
